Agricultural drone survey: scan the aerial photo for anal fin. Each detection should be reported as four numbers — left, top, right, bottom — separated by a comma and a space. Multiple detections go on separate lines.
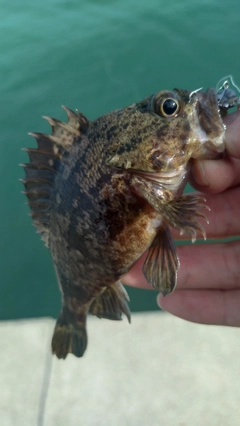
142, 225, 179, 295
89, 282, 131, 323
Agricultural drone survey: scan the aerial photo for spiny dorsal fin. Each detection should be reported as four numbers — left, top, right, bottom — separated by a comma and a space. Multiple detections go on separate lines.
22, 106, 89, 247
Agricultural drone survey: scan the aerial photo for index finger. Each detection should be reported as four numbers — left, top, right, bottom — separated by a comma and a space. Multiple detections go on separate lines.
123, 239, 240, 291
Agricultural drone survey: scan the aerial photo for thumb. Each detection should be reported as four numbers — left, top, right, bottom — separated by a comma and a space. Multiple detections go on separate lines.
224, 110, 240, 159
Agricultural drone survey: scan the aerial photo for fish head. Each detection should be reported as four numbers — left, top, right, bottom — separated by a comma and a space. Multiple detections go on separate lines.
106, 87, 225, 175
180, 87, 226, 160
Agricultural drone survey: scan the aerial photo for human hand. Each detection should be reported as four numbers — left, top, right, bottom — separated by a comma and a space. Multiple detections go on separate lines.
123, 110, 240, 326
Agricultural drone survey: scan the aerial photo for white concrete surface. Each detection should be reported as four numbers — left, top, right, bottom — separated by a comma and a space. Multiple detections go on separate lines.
1, 313, 240, 426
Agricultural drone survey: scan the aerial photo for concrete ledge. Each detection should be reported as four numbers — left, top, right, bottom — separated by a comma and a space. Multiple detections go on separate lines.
1, 313, 240, 426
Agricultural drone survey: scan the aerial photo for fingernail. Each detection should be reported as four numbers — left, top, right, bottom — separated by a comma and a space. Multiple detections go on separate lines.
191, 160, 210, 187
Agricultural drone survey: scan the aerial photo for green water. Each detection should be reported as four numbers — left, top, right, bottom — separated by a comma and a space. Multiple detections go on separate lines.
1, 0, 240, 320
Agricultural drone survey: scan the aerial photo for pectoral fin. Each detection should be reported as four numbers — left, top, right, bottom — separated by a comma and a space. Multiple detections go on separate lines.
142, 225, 179, 295
131, 175, 209, 242
162, 195, 209, 242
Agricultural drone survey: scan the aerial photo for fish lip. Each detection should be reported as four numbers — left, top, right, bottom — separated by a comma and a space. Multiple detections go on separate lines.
197, 88, 220, 116
191, 88, 226, 158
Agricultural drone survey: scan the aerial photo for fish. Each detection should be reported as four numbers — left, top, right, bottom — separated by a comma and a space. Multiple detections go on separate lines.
22, 87, 226, 359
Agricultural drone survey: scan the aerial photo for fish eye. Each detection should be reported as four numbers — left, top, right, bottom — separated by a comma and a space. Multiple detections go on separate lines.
161, 99, 179, 116
154, 93, 181, 118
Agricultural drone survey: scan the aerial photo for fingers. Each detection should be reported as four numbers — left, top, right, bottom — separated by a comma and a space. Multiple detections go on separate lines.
189, 157, 240, 193
190, 110, 240, 193
176, 240, 240, 290
157, 289, 240, 326
224, 109, 240, 158
171, 186, 240, 240
123, 239, 240, 291
124, 240, 240, 327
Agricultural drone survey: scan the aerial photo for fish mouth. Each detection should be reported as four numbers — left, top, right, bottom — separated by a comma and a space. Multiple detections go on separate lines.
191, 88, 226, 159
197, 88, 223, 131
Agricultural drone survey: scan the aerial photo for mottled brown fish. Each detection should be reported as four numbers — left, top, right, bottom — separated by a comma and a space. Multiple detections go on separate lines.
22, 87, 225, 359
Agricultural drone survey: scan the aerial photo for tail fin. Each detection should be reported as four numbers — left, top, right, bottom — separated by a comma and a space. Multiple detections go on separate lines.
51, 308, 87, 359
89, 281, 131, 323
